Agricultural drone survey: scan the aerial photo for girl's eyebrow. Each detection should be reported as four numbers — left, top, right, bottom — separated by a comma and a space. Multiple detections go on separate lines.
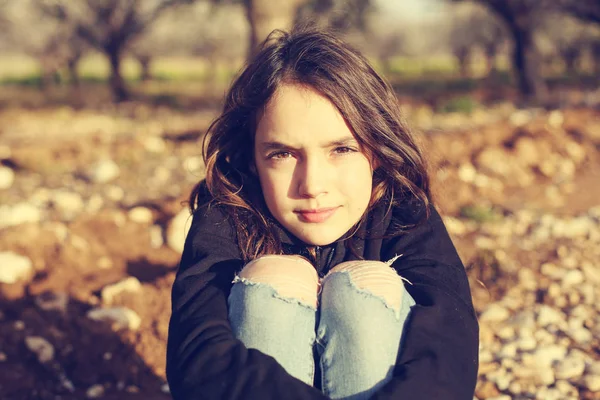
259, 136, 358, 151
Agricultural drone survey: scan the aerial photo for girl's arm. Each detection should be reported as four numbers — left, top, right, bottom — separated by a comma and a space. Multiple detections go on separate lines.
166, 199, 328, 400
375, 204, 479, 400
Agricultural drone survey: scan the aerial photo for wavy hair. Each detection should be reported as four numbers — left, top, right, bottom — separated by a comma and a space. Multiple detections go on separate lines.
190, 26, 431, 262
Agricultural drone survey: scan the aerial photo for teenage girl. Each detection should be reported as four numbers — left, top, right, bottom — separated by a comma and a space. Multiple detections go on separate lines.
166, 27, 479, 400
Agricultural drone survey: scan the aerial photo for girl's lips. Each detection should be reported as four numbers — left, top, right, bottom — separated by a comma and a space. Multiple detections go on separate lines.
295, 207, 339, 223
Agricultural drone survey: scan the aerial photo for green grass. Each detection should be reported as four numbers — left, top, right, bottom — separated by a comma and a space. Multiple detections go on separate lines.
459, 204, 502, 224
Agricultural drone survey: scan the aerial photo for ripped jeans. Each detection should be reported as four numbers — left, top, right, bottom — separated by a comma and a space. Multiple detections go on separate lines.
227, 256, 416, 400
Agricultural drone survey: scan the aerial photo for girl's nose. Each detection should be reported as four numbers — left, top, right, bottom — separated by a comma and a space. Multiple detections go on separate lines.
297, 157, 328, 198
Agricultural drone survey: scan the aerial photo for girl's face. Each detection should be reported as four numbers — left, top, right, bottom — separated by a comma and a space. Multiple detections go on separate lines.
254, 83, 373, 246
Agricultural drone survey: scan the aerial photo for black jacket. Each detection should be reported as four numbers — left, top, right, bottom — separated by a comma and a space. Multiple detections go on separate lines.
166, 182, 479, 399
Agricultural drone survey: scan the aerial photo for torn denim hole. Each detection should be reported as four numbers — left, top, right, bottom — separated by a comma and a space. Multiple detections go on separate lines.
329, 270, 407, 320
232, 273, 318, 311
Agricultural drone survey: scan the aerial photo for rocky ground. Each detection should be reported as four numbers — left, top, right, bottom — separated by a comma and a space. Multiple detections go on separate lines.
0, 100, 599, 399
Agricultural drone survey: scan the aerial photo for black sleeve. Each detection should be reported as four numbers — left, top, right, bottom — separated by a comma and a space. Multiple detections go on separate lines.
166, 199, 329, 399
374, 204, 479, 400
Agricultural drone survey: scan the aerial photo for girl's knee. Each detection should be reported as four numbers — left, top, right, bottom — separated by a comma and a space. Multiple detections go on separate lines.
238, 255, 319, 306
324, 260, 407, 311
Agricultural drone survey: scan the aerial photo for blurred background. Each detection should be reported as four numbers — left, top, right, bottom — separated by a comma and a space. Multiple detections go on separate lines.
0, 0, 599, 399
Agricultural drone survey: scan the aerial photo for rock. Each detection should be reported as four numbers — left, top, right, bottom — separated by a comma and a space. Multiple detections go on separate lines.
167, 209, 192, 254
25, 336, 55, 363
513, 137, 540, 167
547, 110, 564, 128
106, 185, 124, 201
88, 159, 120, 183
555, 355, 586, 380
183, 156, 203, 173
34, 292, 69, 314
480, 304, 510, 323
50, 190, 84, 220
583, 374, 600, 392
128, 207, 153, 224
0, 203, 41, 228
562, 270, 584, 287
458, 163, 477, 183
150, 225, 164, 249
534, 344, 567, 367
97, 257, 113, 270
0, 166, 15, 189
86, 384, 105, 398
86, 194, 104, 213
161, 383, 170, 393
0, 252, 33, 284
87, 307, 141, 331
141, 136, 166, 153
537, 305, 565, 327
101, 277, 142, 305
554, 380, 578, 397
510, 110, 532, 127
443, 216, 467, 236
475, 147, 510, 177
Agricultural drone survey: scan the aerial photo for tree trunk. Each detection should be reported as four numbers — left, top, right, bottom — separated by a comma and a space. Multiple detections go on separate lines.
67, 57, 80, 87
562, 49, 579, 75
483, 45, 497, 77
107, 46, 129, 102
454, 47, 470, 78
509, 23, 548, 104
244, 0, 306, 59
138, 55, 152, 82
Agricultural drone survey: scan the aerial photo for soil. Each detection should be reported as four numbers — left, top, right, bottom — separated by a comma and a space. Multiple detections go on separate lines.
0, 101, 599, 399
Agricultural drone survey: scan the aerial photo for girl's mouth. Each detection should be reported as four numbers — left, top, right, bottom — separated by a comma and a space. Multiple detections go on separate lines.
295, 207, 339, 223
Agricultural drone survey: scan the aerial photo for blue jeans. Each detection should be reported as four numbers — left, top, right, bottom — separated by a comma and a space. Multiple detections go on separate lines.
227, 269, 415, 399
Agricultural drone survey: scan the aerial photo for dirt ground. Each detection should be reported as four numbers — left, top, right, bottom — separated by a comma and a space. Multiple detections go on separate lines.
0, 99, 599, 399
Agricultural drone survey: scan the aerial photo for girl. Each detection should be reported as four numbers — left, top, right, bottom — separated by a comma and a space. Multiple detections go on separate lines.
166, 28, 478, 400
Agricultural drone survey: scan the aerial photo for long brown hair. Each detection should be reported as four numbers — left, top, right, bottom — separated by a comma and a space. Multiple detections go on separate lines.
190, 26, 431, 262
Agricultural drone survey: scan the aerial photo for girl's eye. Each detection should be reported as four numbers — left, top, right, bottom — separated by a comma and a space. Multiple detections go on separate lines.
267, 151, 293, 160
334, 146, 357, 154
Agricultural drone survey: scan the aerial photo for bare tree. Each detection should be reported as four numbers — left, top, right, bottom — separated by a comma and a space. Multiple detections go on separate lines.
452, 0, 549, 102
0, 0, 87, 88
39, 0, 197, 101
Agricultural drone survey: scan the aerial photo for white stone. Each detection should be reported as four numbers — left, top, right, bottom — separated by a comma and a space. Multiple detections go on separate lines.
534, 344, 567, 367
51, 190, 84, 220
106, 185, 124, 201
161, 383, 170, 394
150, 225, 164, 249
101, 277, 142, 305
554, 380, 578, 397
537, 305, 565, 327
183, 156, 203, 173
547, 110, 564, 128
89, 159, 120, 183
142, 136, 166, 153
86, 194, 104, 213
458, 163, 477, 183
87, 307, 141, 331
555, 355, 586, 380
562, 270, 584, 287
167, 209, 192, 254
487, 396, 510, 400
517, 335, 537, 351
0, 252, 33, 284
86, 384, 105, 398
480, 304, 510, 322
0, 202, 41, 228
25, 336, 55, 363
128, 207, 153, 224
0, 166, 15, 189
583, 375, 600, 392
570, 327, 592, 344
